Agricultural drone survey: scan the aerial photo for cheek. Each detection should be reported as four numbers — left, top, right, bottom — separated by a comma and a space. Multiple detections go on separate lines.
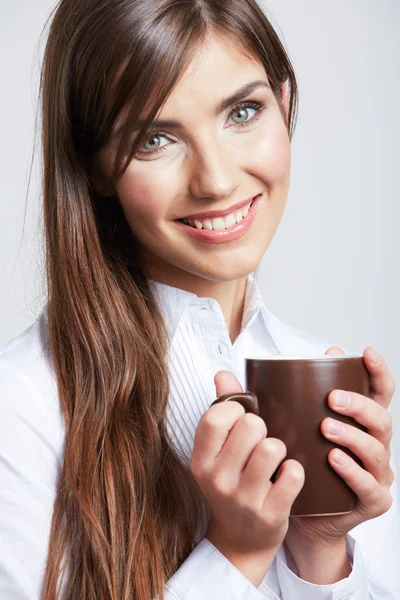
248, 124, 291, 184
116, 169, 172, 222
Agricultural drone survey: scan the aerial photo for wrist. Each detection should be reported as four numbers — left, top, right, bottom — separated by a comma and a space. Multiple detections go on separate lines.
284, 535, 352, 584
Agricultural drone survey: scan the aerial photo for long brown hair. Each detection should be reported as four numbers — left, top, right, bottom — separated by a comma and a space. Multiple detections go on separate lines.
38, 1, 299, 598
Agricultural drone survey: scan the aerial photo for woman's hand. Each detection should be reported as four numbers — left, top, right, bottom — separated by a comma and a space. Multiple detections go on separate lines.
190, 370, 305, 587
286, 346, 395, 550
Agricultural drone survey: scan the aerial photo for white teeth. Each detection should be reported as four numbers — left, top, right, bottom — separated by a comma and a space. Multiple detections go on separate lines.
224, 213, 237, 229
212, 218, 226, 231
182, 200, 253, 230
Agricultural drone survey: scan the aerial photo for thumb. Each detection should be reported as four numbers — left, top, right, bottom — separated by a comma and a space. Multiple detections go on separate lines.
214, 369, 244, 397
324, 346, 345, 356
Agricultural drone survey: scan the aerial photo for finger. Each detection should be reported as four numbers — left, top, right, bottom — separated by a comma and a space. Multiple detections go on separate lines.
363, 347, 396, 409
192, 370, 247, 471
213, 412, 268, 481
325, 345, 395, 415
263, 459, 305, 520
322, 418, 393, 486
324, 346, 345, 356
214, 370, 244, 397
240, 437, 287, 503
328, 389, 393, 448
328, 448, 393, 519
192, 400, 246, 472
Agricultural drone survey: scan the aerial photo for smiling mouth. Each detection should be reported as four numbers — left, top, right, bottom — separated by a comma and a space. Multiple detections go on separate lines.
177, 197, 256, 231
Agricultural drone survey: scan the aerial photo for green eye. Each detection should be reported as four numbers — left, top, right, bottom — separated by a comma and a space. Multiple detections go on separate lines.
143, 135, 166, 151
231, 107, 252, 124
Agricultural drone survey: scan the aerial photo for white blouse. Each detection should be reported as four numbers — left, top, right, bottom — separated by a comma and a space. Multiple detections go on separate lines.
0, 271, 399, 599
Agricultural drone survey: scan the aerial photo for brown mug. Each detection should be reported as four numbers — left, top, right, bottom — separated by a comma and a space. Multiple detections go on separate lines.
210, 355, 369, 516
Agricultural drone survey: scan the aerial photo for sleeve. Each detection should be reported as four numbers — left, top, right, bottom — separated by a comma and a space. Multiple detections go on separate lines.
164, 538, 280, 599
266, 447, 400, 599
273, 534, 396, 599
0, 360, 60, 599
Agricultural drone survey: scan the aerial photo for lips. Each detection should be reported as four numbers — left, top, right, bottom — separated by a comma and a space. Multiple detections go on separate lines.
176, 195, 259, 222
173, 192, 262, 244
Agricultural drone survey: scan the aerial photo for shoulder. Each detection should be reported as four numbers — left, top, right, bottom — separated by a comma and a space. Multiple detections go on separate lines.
0, 310, 65, 593
261, 307, 358, 356
0, 307, 65, 468
0, 306, 57, 398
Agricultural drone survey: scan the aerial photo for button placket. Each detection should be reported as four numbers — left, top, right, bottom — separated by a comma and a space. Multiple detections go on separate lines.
193, 300, 233, 360
216, 338, 233, 357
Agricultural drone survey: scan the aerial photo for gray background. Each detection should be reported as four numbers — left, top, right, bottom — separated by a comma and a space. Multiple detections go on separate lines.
1, 1, 399, 493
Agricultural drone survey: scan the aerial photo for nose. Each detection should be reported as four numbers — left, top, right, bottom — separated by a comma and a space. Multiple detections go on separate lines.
189, 137, 240, 201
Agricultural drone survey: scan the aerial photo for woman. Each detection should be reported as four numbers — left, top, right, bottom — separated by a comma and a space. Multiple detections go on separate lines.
0, 0, 398, 598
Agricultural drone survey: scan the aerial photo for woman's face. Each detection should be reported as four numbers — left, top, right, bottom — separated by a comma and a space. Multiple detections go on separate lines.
97, 34, 291, 286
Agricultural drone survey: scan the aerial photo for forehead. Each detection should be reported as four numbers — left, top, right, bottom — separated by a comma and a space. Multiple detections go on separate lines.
161, 34, 266, 113
109, 33, 270, 140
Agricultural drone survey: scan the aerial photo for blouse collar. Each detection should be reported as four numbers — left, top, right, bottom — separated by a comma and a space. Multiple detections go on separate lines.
148, 273, 339, 358
148, 271, 267, 342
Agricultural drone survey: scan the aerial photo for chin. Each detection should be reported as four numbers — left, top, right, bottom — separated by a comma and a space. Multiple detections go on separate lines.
188, 259, 261, 283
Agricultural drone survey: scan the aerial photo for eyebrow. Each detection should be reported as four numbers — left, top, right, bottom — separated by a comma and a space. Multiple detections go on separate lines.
111, 79, 271, 139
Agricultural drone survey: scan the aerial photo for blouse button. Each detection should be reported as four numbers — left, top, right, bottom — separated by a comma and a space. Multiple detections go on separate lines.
217, 343, 223, 355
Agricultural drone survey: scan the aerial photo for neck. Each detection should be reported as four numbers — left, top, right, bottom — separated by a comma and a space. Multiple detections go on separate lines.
191, 276, 247, 345
145, 265, 248, 345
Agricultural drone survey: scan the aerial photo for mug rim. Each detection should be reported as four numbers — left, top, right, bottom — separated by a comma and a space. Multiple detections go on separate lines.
245, 354, 363, 360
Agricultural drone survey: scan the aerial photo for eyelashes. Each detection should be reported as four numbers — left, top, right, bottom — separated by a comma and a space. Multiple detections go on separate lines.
134, 99, 267, 158
232, 100, 266, 129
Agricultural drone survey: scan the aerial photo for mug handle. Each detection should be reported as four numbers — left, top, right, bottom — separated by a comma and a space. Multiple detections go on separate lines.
210, 392, 259, 416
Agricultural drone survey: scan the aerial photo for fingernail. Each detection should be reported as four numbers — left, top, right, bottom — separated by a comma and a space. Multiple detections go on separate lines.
371, 349, 381, 365
332, 449, 348, 466
332, 390, 350, 407
327, 419, 344, 435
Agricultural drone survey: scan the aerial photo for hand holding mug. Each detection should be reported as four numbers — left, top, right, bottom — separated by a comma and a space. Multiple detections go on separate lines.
285, 346, 395, 549
190, 370, 305, 587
